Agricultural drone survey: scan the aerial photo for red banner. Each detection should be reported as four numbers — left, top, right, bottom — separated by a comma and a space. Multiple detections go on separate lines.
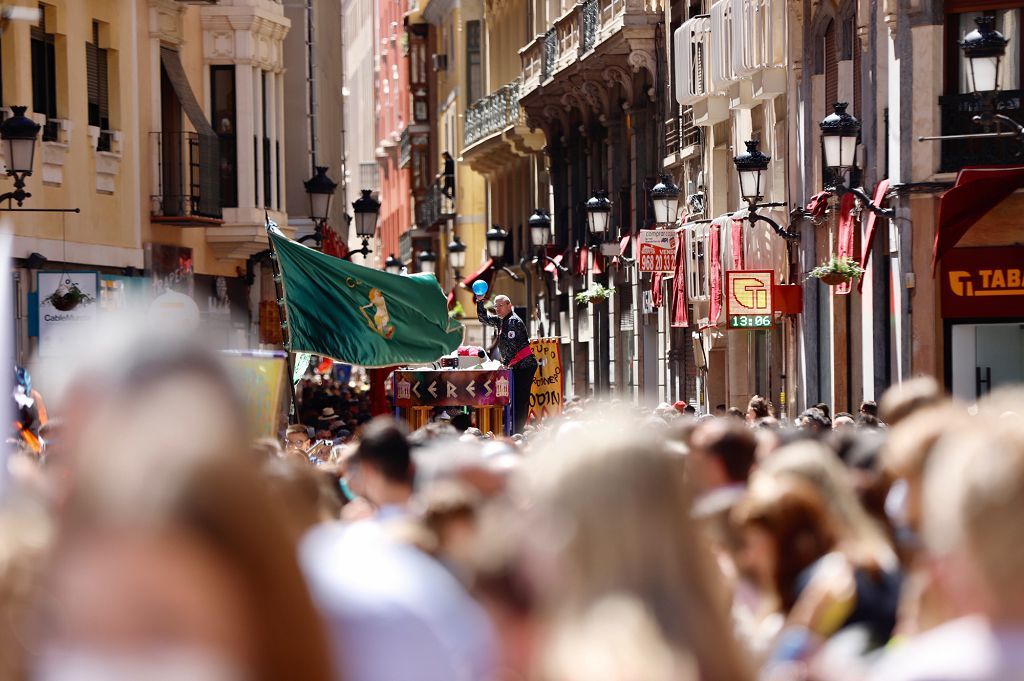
940, 246, 1024, 319
393, 369, 511, 407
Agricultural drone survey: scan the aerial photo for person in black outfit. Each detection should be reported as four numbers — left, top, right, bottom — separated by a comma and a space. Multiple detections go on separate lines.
476, 294, 537, 434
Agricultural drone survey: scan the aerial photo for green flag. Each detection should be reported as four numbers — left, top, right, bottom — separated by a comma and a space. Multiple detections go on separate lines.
268, 226, 463, 367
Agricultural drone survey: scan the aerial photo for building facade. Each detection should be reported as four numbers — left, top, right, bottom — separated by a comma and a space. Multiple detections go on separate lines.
2, 0, 294, 380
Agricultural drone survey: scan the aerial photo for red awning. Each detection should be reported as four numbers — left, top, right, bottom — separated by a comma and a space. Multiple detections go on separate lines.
933, 166, 1024, 274
857, 179, 890, 293
460, 258, 495, 289
620, 235, 631, 256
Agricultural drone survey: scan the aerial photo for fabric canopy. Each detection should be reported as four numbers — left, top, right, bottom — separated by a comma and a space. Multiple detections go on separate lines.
460, 258, 494, 289
857, 179, 890, 293
933, 166, 1024, 274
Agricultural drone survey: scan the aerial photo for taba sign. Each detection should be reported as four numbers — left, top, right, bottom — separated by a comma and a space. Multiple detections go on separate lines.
393, 369, 511, 408
638, 229, 679, 273
941, 246, 1024, 319
529, 338, 564, 421
726, 270, 774, 329
37, 272, 99, 357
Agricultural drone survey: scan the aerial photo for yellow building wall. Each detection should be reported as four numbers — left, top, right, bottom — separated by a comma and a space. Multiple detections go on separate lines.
2, 0, 142, 267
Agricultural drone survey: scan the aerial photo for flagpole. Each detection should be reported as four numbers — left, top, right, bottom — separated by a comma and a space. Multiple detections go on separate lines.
265, 210, 299, 425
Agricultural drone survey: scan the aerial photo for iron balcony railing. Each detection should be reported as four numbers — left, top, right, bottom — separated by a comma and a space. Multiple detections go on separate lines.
938, 90, 1024, 172
542, 29, 557, 81
150, 131, 222, 221
464, 80, 522, 147
416, 177, 456, 229
666, 105, 701, 156
580, 0, 598, 55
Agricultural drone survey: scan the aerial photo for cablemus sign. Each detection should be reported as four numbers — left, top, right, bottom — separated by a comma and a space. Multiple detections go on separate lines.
638, 230, 679, 273
941, 246, 1024, 318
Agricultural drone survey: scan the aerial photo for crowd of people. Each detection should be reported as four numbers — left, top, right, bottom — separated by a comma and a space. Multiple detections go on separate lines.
1, 336, 1022, 681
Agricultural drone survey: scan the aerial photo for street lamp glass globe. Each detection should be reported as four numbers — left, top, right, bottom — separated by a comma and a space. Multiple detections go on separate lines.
961, 16, 1008, 94
486, 225, 508, 260
585, 190, 612, 236
385, 253, 403, 274
651, 175, 681, 225
733, 140, 771, 203
303, 166, 337, 221
352, 189, 381, 239
417, 250, 437, 274
0, 106, 40, 176
529, 209, 552, 246
448, 235, 467, 271
819, 102, 860, 172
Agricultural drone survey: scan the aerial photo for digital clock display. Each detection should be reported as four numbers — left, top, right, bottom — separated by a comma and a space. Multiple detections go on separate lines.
729, 315, 772, 329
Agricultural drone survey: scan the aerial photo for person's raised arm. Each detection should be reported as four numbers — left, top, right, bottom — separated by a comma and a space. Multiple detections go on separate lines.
476, 296, 500, 328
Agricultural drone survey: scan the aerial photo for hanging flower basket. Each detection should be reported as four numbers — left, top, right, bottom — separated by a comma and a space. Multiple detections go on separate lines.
808, 256, 865, 287
43, 278, 95, 311
575, 284, 614, 305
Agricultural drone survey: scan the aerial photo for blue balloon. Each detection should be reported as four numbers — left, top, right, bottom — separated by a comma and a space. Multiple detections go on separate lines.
471, 280, 489, 296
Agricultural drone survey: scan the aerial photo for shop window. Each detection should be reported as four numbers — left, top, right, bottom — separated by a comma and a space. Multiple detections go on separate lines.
210, 65, 238, 208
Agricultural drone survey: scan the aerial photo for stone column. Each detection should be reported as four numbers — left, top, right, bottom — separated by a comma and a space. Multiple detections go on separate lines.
235, 63, 256, 209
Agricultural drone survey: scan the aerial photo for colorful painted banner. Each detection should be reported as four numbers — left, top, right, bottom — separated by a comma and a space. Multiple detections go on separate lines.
224, 352, 289, 438
638, 229, 680, 273
393, 369, 511, 408
529, 338, 564, 421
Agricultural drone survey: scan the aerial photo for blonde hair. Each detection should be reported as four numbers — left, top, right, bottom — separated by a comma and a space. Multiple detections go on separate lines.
521, 413, 753, 681
925, 404, 1024, 616
759, 440, 896, 570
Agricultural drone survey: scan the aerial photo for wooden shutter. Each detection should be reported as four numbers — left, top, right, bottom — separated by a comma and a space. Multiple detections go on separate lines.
824, 19, 838, 107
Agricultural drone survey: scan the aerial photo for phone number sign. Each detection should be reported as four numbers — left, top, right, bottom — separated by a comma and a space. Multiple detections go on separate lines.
726, 270, 774, 330
637, 229, 679, 273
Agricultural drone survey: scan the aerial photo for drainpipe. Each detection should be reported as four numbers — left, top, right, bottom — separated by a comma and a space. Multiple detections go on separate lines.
307, 0, 318, 170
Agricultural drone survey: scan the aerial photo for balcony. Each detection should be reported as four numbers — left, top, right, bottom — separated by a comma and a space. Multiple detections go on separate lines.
938, 91, 1024, 172
463, 79, 546, 175
665, 105, 701, 165
150, 131, 223, 225
465, 81, 523, 148
519, 0, 662, 101
416, 177, 456, 230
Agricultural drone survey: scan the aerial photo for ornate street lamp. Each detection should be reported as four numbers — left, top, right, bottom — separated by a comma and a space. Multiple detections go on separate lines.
417, 249, 437, 275
651, 174, 680, 225
384, 253, 403, 275
733, 140, 769, 205
585, 189, 612, 238
343, 188, 381, 261
352, 189, 381, 239
304, 166, 336, 223
819, 102, 860, 175
0, 106, 41, 207
529, 208, 551, 246
962, 16, 1008, 95
448, 234, 467, 277
818, 103, 893, 219
731, 139, 799, 241
299, 166, 337, 249
486, 225, 508, 261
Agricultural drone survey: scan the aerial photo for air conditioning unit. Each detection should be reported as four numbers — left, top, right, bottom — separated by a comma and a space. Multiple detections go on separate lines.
432, 54, 448, 71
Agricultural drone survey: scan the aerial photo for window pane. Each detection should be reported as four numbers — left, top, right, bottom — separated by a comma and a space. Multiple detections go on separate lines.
211, 66, 238, 207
